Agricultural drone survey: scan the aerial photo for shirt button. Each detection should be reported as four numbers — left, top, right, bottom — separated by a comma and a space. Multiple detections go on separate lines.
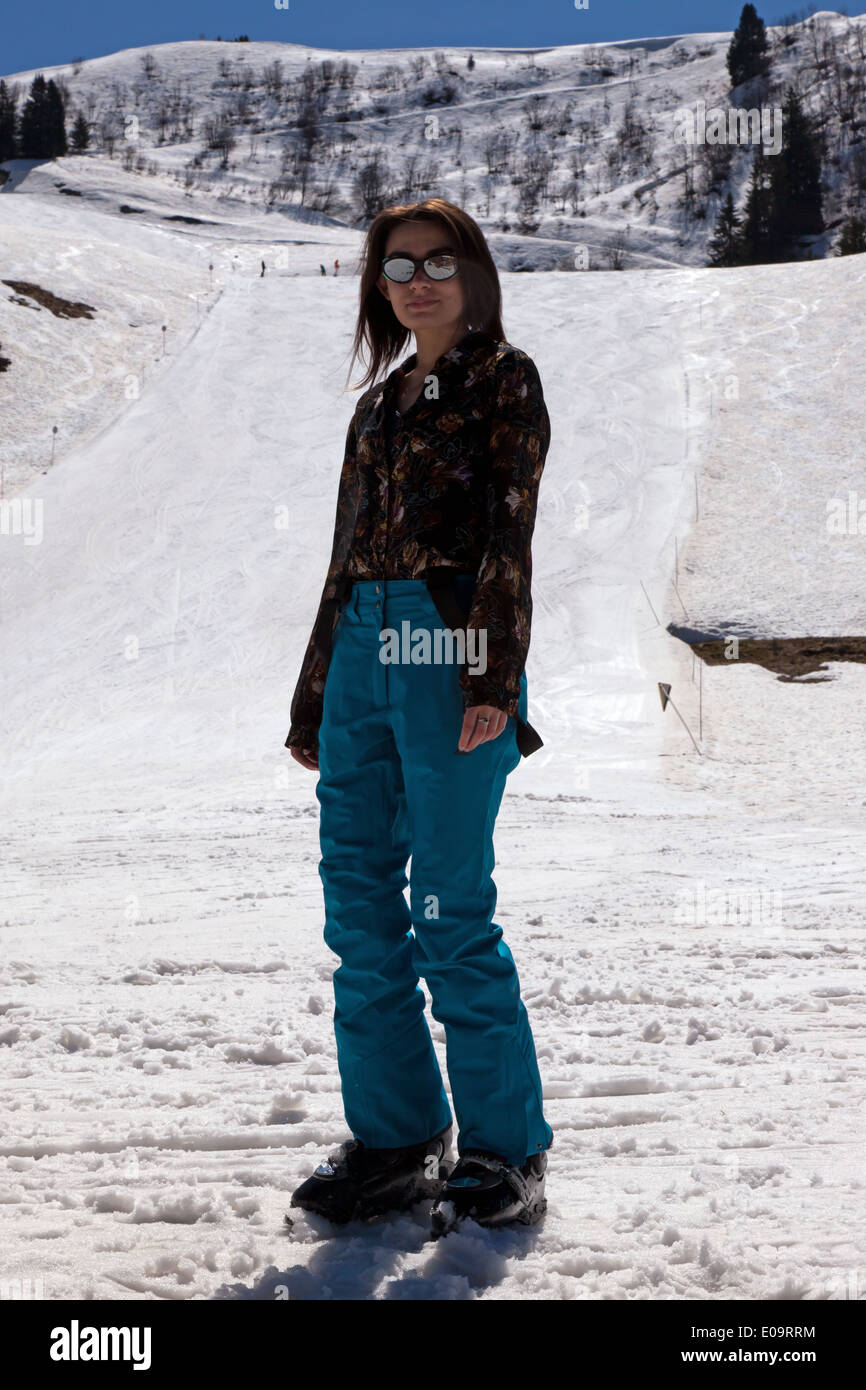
375, 585, 381, 593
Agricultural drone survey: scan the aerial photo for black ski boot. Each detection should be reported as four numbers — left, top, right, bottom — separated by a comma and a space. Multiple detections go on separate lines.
286, 1122, 455, 1226
429, 1144, 550, 1238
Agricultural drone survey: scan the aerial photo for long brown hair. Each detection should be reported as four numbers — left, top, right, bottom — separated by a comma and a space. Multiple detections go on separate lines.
345, 198, 506, 392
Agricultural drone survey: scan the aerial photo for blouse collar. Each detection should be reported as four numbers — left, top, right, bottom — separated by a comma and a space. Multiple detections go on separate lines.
391, 327, 493, 382
369, 329, 494, 416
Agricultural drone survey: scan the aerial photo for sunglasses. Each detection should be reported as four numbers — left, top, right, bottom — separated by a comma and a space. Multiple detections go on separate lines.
381, 251, 459, 284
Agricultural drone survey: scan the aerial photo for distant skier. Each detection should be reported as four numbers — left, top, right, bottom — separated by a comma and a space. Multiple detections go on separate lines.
261, 260, 266, 277
333, 258, 340, 276
320, 264, 327, 276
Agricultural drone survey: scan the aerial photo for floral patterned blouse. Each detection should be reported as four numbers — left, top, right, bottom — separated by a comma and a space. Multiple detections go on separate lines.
285, 327, 551, 754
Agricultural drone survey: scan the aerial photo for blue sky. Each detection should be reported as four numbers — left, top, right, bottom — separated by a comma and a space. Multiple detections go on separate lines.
3, 2, 863, 78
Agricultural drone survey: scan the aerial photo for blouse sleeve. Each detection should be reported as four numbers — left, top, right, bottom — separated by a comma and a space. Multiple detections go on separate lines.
285, 410, 360, 752
459, 348, 551, 719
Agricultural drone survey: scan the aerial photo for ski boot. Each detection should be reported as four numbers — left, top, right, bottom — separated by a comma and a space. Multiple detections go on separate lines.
286, 1122, 455, 1226
429, 1144, 550, 1238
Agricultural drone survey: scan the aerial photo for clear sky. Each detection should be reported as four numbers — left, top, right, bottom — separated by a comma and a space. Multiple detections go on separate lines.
2, 2, 863, 79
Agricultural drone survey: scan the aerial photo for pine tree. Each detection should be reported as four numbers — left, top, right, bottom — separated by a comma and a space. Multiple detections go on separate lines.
738, 146, 774, 263
70, 112, 90, 153
45, 79, 68, 157
727, 4, 770, 88
768, 87, 823, 254
837, 215, 866, 256
707, 192, 743, 266
18, 74, 48, 157
18, 74, 66, 158
0, 79, 17, 162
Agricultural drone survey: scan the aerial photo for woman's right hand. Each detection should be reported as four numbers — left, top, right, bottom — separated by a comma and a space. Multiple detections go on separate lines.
290, 746, 319, 771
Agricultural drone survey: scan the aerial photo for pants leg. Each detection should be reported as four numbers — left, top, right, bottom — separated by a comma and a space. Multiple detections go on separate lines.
384, 584, 554, 1167
316, 584, 452, 1149
316, 579, 554, 1167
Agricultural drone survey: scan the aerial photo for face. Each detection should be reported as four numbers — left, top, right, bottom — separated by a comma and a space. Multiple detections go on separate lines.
377, 221, 467, 341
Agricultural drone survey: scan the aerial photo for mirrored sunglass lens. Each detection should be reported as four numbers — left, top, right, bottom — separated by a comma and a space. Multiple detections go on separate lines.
425, 255, 457, 279
383, 257, 415, 282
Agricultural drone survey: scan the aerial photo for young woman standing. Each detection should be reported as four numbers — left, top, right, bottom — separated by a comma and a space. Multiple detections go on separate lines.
285, 199, 554, 1236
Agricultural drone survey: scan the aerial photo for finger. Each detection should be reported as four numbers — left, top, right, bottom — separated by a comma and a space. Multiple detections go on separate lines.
457, 709, 504, 752
456, 711, 479, 752
479, 712, 506, 744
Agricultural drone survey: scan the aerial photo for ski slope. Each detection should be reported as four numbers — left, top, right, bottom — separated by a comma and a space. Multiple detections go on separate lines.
2, 12, 863, 291
1, 159, 865, 1301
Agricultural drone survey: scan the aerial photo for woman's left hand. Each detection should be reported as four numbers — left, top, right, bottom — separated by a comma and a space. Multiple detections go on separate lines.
457, 704, 508, 753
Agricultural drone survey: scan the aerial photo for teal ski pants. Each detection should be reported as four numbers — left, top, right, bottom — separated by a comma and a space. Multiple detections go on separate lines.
315, 576, 554, 1167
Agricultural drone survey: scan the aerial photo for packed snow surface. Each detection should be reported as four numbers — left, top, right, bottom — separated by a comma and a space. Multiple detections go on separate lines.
1, 35, 865, 1300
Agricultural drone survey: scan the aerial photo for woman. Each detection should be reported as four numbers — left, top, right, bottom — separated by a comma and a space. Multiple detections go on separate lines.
285, 198, 554, 1236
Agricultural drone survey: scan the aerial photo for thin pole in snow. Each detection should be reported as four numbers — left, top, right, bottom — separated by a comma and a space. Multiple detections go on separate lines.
640, 579, 661, 627
658, 682, 702, 756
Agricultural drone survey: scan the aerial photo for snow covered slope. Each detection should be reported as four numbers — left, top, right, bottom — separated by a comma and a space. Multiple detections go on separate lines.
2, 11, 864, 287
1, 37, 865, 1302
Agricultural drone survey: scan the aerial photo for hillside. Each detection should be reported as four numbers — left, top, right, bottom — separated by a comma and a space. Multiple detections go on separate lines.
2, 10, 865, 276
0, 22, 865, 1305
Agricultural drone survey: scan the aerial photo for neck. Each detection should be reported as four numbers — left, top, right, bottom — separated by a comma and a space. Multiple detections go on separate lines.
410, 319, 470, 375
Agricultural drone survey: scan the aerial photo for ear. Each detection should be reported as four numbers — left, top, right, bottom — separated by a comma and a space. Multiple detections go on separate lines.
376, 272, 390, 300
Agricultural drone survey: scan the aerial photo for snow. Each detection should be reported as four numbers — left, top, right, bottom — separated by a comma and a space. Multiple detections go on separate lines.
1, 28, 865, 1302
2, 9, 863, 292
